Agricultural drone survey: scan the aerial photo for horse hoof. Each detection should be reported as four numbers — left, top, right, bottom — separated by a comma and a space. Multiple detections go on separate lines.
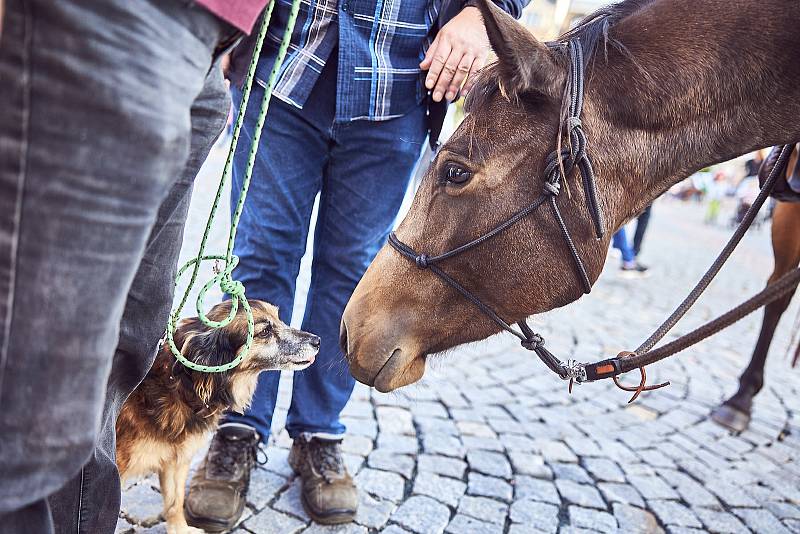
710, 404, 751, 433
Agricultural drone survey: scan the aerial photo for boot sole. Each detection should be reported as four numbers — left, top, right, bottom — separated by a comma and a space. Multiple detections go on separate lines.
300, 492, 357, 525
185, 506, 242, 533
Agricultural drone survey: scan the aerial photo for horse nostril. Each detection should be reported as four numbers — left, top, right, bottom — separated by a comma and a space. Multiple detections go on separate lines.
339, 321, 349, 355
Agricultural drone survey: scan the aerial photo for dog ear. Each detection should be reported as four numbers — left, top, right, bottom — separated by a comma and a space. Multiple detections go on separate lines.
180, 328, 240, 407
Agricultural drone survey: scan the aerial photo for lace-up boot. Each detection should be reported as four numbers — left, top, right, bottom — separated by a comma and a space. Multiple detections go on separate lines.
288, 434, 358, 524
185, 424, 260, 532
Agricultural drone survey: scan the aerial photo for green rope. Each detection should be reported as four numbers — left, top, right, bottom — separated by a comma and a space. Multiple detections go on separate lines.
166, 1, 301, 373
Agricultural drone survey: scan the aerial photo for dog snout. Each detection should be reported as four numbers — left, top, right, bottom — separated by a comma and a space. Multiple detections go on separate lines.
309, 333, 321, 348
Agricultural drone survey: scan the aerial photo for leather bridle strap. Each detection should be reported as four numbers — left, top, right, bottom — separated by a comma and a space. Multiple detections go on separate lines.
388, 39, 602, 383
582, 143, 798, 382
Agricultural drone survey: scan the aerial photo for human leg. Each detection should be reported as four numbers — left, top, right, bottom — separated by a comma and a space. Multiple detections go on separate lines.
285, 101, 427, 523
0, 0, 229, 530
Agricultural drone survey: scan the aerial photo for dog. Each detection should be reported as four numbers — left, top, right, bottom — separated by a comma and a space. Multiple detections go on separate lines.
116, 299, 319, 534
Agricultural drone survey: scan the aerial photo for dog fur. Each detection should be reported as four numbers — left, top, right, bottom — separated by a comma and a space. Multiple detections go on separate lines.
116, 300, 319, 534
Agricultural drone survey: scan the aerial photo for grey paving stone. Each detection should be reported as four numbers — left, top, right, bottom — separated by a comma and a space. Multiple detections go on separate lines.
416, 416, 459, 437
628, 475, 680, 500
354, 493, 396, 530
412, 471, 466, 507
456, 421, 497, 438
264, 446, 295, 478
565, 436, 603, 457
391, 495, 450, 534
115, 516, 135, 534
410, 401, 449, 419
693, 508, 749, 534
598, 483, 645, 508
380, 526, 413, 534
355, 468, 406, 502
422, 433, 465, 458
583, 457, 626, 483
301, 524, 368, 534
244, 507, 307, 534
556, 479, 606, 509
647, 500, 702, 528
514, 475, 561, 505
342, 435, 375, 457
444, 514, 503, 534
377, 434, 419, 455
367, 450, 415, 479
551, 462, 593, 484
508, 452, 553, 479
467, 473, 513, 502
461, 435, 505, 452
247, 468, 289, 508
466, 449, 512, 479
704, 479, 758, 508
120, 483, 163, 527
569, 505, 618, 533
499, 433, 539, 452
273, 479, 310, 521
784, 519, 800, 534
733, 508, 792, 534
509, 499, 559, 532
456, 495, 508, 525
766, 501, 800, 521
613, 503, 664, 534
538, 440, 579, 463
376, 406, 415, 435
343, 417, 378, 439
416, 453, 467, 479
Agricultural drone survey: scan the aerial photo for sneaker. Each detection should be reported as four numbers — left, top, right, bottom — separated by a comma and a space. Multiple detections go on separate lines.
185, 424, 260, 532
620, 261, 650, 278
288, 435, 358, 525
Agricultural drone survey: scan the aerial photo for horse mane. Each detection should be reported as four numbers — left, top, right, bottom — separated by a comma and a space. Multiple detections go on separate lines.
465, 0, 650, 113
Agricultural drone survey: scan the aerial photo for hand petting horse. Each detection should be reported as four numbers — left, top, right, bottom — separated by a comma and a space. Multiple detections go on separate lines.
341, 0, 800, 392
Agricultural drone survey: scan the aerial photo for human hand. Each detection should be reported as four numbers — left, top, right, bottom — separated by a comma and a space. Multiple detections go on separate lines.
420, 6, 490, 102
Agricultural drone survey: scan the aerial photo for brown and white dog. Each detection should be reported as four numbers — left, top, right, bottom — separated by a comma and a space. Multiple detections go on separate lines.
116, 300, 319, 534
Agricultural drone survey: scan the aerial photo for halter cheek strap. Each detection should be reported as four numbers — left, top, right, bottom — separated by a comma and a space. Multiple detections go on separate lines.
388, 39, 603, 385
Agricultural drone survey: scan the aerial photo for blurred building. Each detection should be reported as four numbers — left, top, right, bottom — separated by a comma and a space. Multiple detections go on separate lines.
521, 0, 611, 39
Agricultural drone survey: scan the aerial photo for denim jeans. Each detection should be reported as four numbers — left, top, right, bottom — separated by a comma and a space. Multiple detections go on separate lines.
223, 52, 427, 440
612, 227, 636, 263
0, 1, 232, 532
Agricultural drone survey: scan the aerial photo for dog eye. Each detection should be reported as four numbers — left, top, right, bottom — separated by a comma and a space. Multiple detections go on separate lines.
258, 322, 273, 338
443, 163, 472, 185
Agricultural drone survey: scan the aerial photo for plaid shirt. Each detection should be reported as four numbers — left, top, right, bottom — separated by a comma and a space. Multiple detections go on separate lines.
255, 0, 442, 121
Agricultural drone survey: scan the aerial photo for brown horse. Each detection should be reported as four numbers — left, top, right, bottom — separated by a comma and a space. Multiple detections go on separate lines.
713, 162, 800, 432
341, 0, 800, 393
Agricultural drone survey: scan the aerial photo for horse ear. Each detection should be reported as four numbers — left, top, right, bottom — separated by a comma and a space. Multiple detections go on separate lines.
477, 0, 564, 99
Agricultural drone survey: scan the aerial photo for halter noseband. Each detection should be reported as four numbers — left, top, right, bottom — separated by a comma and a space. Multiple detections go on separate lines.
388, 39, 604, 384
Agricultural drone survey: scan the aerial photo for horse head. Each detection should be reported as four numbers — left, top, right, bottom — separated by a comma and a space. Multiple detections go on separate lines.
342, 0, 800, 392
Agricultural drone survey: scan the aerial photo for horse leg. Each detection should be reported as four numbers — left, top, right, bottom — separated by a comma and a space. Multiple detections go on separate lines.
711, 201, 800, 432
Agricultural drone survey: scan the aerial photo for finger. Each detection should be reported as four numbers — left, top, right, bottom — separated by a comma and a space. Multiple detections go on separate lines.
424, 40, 452, 93
462, 54, 488, 95
420, 34, 440, 70
433, 49, 461, 102
446, 54, 474, 101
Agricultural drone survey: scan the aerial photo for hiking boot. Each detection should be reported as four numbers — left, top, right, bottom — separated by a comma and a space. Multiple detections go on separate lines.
288, 434, 358, 525
185, 424, 260, 532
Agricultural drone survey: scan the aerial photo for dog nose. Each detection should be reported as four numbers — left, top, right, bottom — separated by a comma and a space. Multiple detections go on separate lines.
310, 334, 321, 348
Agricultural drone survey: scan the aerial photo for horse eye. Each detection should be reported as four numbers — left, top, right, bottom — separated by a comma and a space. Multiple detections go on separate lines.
443, 163, 472, 185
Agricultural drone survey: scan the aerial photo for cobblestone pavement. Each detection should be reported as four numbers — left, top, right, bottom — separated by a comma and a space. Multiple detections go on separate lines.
118, 146, 800, 533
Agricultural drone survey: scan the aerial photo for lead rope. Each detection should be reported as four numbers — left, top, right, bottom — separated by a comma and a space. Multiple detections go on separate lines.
165, 3, 301, 373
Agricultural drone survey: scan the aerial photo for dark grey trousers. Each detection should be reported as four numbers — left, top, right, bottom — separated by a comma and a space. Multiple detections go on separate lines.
0, 1, 233, 532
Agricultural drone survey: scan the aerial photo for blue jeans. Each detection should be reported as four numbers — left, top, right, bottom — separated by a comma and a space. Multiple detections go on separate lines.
223, 53, 427, 440
612, 227, 636, 263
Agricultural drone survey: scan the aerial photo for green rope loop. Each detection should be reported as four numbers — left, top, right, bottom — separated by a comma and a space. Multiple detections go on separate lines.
166, 0, 300, 373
